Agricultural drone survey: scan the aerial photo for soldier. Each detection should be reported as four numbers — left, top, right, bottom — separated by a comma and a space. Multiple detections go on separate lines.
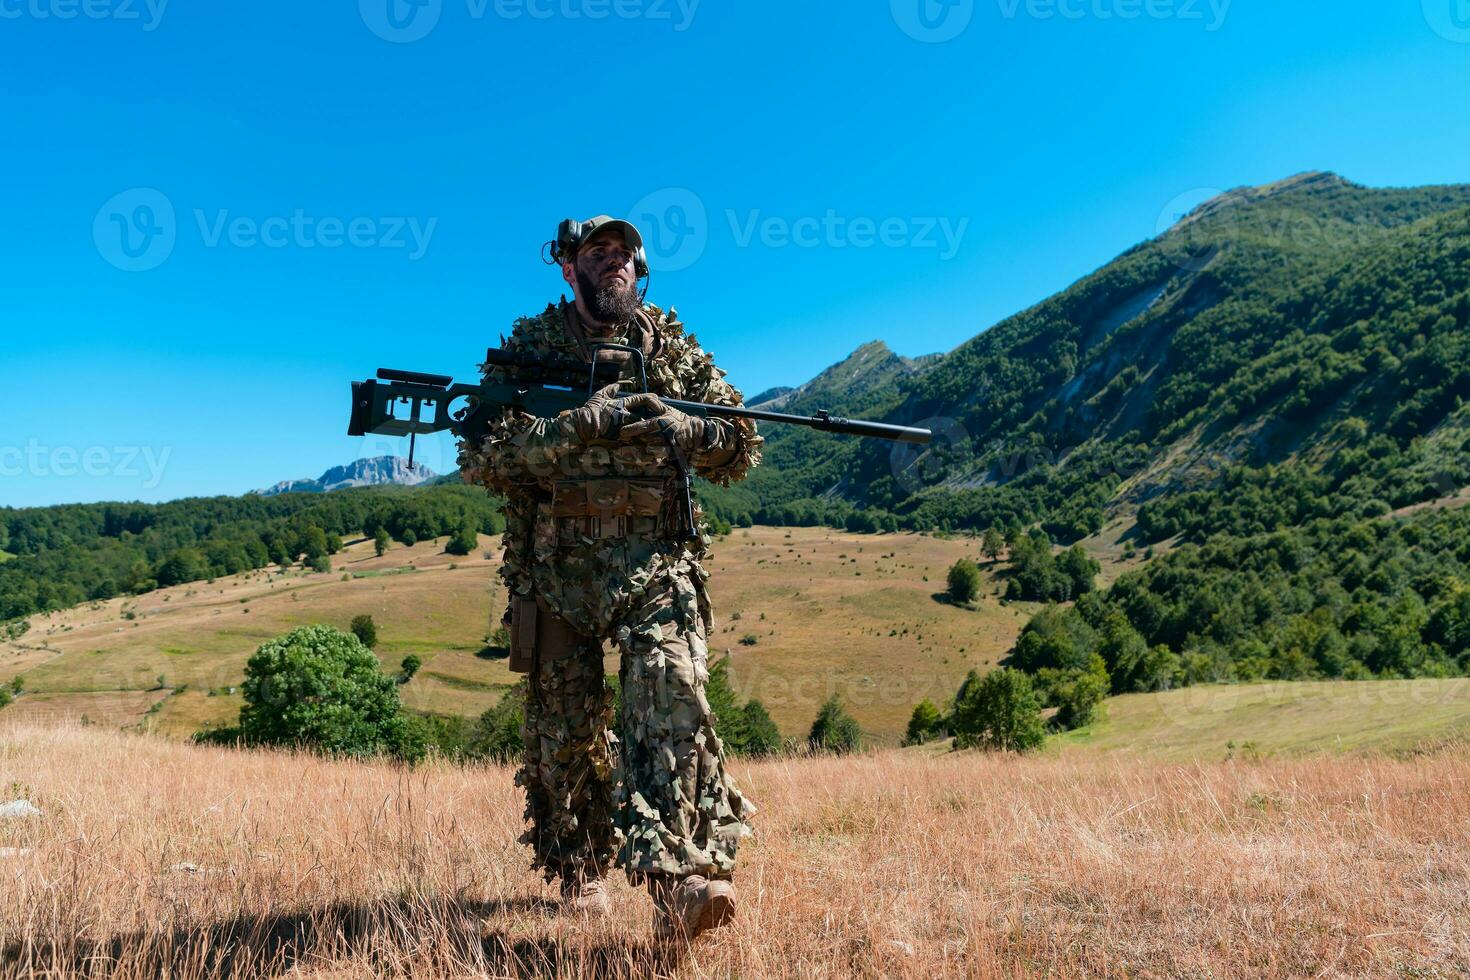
458, 215, 760, 941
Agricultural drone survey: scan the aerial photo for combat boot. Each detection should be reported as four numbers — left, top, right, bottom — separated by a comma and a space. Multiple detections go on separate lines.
648, 874, 736, 941
561, 874, 612, 917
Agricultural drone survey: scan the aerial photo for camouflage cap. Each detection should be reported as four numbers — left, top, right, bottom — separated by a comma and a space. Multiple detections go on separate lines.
574, 215, 644, 253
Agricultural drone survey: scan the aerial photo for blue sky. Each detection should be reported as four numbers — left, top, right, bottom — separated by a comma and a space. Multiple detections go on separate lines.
3, 0, 1469, 507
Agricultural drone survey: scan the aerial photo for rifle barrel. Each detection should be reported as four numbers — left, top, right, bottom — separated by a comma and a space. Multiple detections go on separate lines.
663, 399, 932, 445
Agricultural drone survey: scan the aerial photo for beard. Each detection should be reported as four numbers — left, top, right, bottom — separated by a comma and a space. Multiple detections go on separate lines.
576, 264, 642, 329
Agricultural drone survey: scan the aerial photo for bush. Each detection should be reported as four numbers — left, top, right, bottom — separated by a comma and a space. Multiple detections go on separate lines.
308, 554, 332, 574
951, 668, 1046, 753
445, 523, 478, 556
903, 698, 944, 746
470, 683, 526, 762
947, 559, 983, 605
400, 654, 422, 681
350, 614, 378, 649
238, 625, 423, 762
1044, 653, 1111, 730
808, 695, 862, 755
401, 529, 418, 547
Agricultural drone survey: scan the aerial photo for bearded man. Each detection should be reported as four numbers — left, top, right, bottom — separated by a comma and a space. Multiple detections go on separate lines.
458, 215, 760, 941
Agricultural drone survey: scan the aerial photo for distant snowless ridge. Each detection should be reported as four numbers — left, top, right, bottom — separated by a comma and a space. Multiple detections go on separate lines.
255, 456, 439, 496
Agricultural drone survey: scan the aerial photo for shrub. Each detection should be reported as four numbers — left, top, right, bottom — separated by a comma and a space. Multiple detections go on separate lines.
401, 529, 418, 547
1044, 653, 1111, 730
470, 683, 526, 762
947, 559, 983, 604
308, 555, 332, 574
350, 614, 378, 649
808, 695, 862, 755
238, 625, 423, 762
445, 523, 478, 556
400, 654, 422, 680
951, 668, 1046, 753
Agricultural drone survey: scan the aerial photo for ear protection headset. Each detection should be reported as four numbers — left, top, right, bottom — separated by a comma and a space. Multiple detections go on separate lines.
543, 218, 651, 301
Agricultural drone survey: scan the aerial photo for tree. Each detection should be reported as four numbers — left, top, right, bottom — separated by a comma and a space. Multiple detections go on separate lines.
951, 668, 1045, 752
401, 529, 418, 547
903, 698, 944, 746
808, 695, 862, 755
350, 614, 378, 649
741, 700, 782, 757
445, 523, 478, 556
1056, 545, 1100, 597
374, 528, 390, 558
982, 527, 1005, 563
302, 525, 329, 561
947, 559, 983, 605
400, 654, 422, 681
238, 625, 424, 762
1011, 605, 1098, 673
705, 657, 749, 750
308, 554, 332, 573
155, 548, 208, 588
1047, 653, 1110, 730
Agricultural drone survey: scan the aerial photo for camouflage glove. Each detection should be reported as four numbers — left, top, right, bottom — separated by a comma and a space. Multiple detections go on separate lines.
566, 383, 630, 443
618, 393, 712, 454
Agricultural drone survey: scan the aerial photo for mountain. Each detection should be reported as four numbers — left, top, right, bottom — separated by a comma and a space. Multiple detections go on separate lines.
747, 385, 795, 408
256, 456, 438, 496
714, 172, 1470, 539
748, 341, 939, 413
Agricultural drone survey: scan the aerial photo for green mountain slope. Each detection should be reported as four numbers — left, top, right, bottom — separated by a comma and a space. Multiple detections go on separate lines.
727, 172, 1470, 539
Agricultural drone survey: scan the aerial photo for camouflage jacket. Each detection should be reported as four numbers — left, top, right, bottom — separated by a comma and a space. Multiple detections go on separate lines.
458, 300, 761, 634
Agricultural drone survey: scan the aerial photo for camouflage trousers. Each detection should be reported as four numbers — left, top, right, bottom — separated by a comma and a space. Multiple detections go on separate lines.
517, 566, 754, 885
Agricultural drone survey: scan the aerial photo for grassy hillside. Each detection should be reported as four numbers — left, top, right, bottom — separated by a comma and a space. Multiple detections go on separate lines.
0, 527, 1016, 742
1052, 678, 1470, 760
2, 726, 1467, 978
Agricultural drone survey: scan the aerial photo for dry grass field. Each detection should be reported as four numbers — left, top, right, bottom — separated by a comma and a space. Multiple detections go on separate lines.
0, 527, 1020, 742
1, 725, 1468, 978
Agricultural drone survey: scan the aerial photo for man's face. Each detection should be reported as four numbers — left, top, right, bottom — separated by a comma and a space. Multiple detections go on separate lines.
564, 230, 640, 326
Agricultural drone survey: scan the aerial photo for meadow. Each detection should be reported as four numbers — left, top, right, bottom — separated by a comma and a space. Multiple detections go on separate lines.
1, 724, 1467, 978
0, 527, 1019, 742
